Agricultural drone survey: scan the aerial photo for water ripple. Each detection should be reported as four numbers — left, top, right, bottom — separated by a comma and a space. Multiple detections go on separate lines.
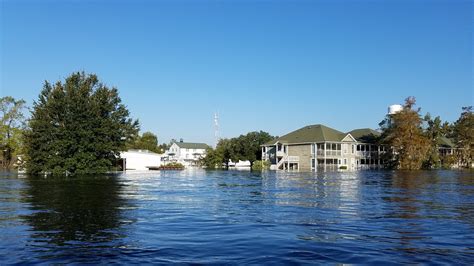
0, 169, 473, 264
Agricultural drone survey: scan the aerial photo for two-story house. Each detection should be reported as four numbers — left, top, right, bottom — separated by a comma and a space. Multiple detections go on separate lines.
262, 124, 384, 171
165, 140, 209, 167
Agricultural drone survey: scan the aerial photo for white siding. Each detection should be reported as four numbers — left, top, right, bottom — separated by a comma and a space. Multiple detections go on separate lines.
120, 151, 162, 171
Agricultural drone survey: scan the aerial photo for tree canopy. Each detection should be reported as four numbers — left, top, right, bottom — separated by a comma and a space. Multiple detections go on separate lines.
201, 131, 274, 169
453, 106, 473, 168
127, 131, 162, 153
0, 96, 27, 169
379, 97, 430, 170
423, 113, 446, 168
379, 98, 472, 170
24, 72, 139, 175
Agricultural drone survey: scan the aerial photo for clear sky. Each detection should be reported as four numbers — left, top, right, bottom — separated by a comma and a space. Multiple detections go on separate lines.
1, 0, 472, 145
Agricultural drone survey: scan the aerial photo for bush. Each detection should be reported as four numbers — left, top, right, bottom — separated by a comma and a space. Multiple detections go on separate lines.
252, 160, 270, 171
339, 165, 348, 170
158, 162, 185, 170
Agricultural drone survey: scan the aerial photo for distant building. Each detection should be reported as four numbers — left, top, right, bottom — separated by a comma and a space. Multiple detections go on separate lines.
119, 149, 162, 171
165, 140, 209, 167
436, 136, 463, 167
437, 136, 456, 157
261, 124, 385, 171
228, 160, 251, 168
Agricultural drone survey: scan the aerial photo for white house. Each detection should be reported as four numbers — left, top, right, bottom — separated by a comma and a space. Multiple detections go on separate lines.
165, 141, 209, 167
119, 149, 162, 171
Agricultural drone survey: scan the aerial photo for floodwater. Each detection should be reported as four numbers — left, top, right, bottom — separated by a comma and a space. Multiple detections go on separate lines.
0, 169, 473, 264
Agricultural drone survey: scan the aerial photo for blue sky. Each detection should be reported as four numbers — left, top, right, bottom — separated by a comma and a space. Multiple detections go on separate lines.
1, 0, 472, 145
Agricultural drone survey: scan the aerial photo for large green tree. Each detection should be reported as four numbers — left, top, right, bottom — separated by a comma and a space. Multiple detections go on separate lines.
233, 131, 274, 167
452, 106, 473, 168
0, 96, 27, 169
24, 72, 139, 175
201, 138, 235, 169
379, 97, 430, 170
128, 131, 161, 153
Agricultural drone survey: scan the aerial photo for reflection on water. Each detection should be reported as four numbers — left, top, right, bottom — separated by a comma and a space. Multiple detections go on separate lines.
22, 176, 131, 245
0, 170, 473, 264
0, 174, 135, 263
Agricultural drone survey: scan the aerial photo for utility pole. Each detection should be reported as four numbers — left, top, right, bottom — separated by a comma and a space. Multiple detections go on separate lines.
214, 112, 220, 148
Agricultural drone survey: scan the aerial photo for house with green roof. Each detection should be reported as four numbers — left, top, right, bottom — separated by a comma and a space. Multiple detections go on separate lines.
165, 140, 210, 167
437, 136, 457, 157
262, 124, 385, 171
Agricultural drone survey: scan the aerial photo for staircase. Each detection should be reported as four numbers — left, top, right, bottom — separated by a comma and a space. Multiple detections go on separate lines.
276, 154, 288, 170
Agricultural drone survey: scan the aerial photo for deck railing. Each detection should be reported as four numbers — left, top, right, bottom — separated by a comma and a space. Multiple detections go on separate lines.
316, 150, 341, 156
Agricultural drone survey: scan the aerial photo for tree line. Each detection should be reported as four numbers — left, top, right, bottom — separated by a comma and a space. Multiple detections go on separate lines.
379, 97, 473, 170
1, 72, 472, 174
200, 131, 274, 170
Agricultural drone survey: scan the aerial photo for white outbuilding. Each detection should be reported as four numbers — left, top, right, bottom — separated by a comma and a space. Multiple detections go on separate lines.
119, 150, 162, 171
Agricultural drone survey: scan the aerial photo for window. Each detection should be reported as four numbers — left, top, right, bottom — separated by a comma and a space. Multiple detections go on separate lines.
352, 145, 354, 154
344, 159, 347, 165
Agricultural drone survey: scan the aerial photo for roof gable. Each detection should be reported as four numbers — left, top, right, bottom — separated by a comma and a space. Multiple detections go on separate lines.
341, 134, 357, 142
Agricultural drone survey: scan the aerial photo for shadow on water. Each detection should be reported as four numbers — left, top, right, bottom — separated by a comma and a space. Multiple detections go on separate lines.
19, 174, 134, 262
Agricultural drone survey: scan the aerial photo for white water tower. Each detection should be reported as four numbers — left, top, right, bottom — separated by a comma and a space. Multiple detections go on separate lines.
388, 104, 403, 115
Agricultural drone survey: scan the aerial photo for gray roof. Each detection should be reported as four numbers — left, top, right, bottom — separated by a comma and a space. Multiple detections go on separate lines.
348, 128, 381, 143
174, 142, 210, 149
264, 124, 347, 145
437, 136, 455, 148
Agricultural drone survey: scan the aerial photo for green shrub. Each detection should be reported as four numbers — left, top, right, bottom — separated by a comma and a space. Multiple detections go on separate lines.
252, 160, 270, 171
158, 162, 185, 170
339, 165, 348, 170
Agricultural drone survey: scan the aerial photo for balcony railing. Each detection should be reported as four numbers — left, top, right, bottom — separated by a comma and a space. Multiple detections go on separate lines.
316, 150, 342, 156
276, 151, 286, 157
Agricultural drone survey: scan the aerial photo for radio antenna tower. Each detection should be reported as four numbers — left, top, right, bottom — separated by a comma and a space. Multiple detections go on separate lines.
214, 112, 220, 147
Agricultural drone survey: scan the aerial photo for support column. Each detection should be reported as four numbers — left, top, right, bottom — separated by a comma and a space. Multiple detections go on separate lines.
314, 144, 318, 172
367, 144, 370, 168
324, 142, 327, 172
378, 146, 381, 167
287, 145, 290, 171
